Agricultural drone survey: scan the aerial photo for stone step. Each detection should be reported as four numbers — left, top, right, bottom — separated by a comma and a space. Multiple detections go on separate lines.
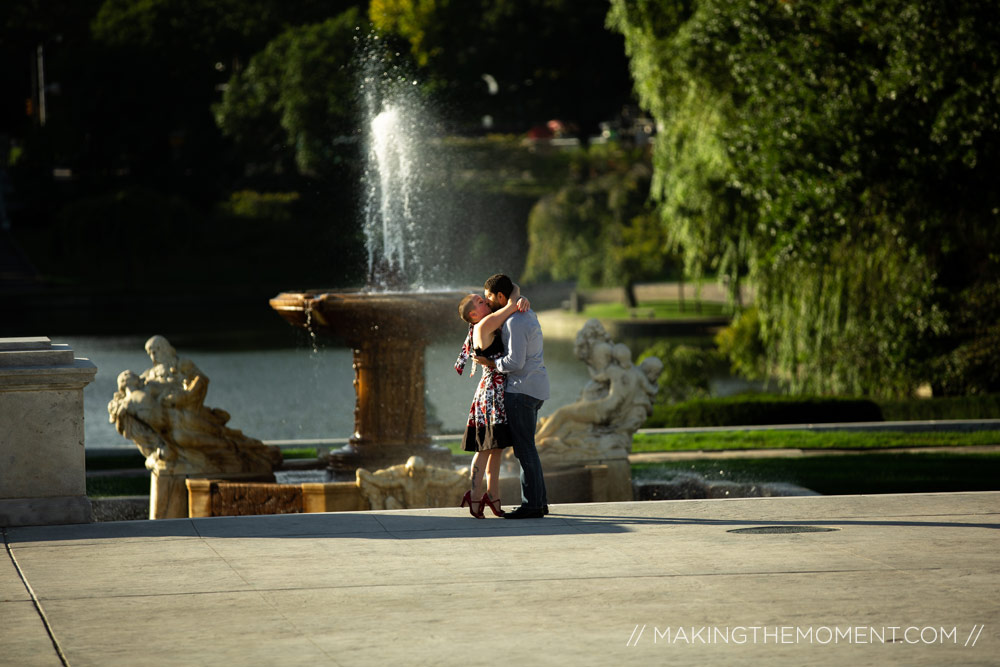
0, 336, 52, 351
0, 344, 75, 367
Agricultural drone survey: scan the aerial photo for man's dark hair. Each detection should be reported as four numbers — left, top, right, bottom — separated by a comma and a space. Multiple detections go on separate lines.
484, 273, 514, 299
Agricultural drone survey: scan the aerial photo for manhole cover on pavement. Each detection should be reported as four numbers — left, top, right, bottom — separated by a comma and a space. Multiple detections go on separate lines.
727, 526, 839, 534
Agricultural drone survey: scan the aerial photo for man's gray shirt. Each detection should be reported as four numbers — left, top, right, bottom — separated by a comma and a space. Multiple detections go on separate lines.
497, 309, 550, 400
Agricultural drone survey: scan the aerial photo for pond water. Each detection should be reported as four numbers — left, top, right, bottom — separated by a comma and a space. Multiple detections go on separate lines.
68, 333, 593, 449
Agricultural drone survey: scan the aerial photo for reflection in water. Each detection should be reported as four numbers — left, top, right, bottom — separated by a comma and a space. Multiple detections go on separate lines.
69, 335, 591, 449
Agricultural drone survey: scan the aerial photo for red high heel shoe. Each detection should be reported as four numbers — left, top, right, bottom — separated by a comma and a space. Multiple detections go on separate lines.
481, 493, 505, 517
460, 490, 484, 519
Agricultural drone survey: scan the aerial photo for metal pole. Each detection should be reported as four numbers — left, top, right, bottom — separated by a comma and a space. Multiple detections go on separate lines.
36, 44, 46, 127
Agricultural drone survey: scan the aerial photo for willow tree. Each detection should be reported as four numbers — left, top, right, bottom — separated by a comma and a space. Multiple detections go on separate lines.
608, 0, 1000, 396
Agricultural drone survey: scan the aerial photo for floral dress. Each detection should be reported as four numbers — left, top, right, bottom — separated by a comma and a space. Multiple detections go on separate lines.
455, 327, 512, 452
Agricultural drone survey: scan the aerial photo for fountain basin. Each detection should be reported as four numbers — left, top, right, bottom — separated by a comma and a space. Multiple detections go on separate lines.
269, 289, 468, 476
269, 289, 467, 342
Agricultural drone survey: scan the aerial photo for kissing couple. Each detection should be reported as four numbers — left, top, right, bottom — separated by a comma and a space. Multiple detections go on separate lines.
454, 274, 550, 519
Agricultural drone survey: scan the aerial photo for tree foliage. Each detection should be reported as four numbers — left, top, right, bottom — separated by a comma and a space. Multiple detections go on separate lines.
2, 1, 370, 289
2, 0, 364, 191
91, 0, 349, 60
213, 9, 363, 176
608, 0, 1000, 396
522, 143, 676, 288
638, 339, 723, 404
370, 0, 634, 134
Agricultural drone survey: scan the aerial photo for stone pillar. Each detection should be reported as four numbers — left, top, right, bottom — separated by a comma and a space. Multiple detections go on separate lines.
0, 337, 97, 526
327, 338, 452, 477
150, 471, 193, 520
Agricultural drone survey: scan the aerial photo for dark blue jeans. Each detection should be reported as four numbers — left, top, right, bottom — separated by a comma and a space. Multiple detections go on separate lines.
506, 392, 547, 509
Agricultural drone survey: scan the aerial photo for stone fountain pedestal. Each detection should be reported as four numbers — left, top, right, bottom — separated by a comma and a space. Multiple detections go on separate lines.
0, 337, 96, 526
270, 289, 466, 477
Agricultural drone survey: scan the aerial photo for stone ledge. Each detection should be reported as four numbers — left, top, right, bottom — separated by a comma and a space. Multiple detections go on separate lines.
0, 359, 98, 390
0, 345, 75, 367
0, 495, 92, 527
0, 336, 51, 351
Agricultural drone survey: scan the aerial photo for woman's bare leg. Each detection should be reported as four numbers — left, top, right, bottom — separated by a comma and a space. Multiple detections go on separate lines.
470, 451, 487, 499
484, 449, 503, 504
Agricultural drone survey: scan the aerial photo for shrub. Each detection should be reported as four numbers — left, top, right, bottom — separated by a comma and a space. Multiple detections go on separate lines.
645, 394, 883, 428
879, 394, 1000, 421
714, 307, 767, 381
644, 392, 1000, 428
49, 187, 201, 284
639, 340, 724, 404
219, 190, 300, 222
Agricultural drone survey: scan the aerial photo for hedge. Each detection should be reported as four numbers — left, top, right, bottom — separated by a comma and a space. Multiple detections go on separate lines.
879, 394, 1000, 422
645, 393, 1000, 428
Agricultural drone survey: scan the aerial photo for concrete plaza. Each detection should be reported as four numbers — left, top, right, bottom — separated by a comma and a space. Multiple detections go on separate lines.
3, 492, 997, 666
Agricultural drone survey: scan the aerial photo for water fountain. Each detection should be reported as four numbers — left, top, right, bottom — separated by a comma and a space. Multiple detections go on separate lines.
270, 43, 464, 477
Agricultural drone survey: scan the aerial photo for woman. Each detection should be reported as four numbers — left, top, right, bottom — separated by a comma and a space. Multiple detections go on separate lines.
454, 283, 528, 518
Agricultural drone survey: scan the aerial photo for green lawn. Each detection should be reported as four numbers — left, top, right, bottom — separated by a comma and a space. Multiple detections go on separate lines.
87, 431, 998, 470
445, 429, 1000, 456
582, 299, 731, 320
631, 429, 1000, 453
632, 452, 1000, 496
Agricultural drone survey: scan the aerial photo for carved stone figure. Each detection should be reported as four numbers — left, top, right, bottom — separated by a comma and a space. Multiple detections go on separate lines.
108, 336, 281, 518
356, 456, 469, 510
534, 320, 663, 464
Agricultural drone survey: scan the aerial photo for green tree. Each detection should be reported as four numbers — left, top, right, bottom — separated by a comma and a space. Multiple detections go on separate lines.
213, 9, 363, 177
608, 0, 1000, 397
522, 143, 676, 292
2, 1, 369, 284
639, 339, 723, 404
370, 0, 634, 135
78, 1, 362, 189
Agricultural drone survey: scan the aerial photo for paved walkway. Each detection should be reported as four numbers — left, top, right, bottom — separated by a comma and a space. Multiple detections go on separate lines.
3, 493, 997, 666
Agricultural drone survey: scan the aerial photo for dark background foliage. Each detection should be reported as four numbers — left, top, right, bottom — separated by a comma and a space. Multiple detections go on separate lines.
2, 0, 997, 399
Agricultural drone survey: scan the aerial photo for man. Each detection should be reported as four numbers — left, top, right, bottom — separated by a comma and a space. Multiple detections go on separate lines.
479, 273, 550, 519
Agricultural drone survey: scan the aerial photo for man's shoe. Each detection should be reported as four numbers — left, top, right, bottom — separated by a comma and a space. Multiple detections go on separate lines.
543, 505, 549, 515
503, 505, 546, 520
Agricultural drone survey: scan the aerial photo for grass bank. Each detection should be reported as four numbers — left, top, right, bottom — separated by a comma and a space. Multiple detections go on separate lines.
631, 429, 1000, 453
582, 299, 730, 320
633, 452, 1000, 495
